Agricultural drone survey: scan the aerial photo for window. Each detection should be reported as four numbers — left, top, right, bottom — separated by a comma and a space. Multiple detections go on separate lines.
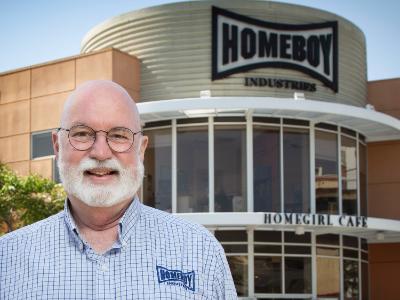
343, 260, 359, 299
253, 125, 280, 212
52, 157, 61, 183
361, 262, 369, 300
341, 135, 357, 215
215, 230, 367, 299
177, 126, 208, 212
285, 257, 311, 294
283, 127, 310, 213
227, 256, 248, 296
316, 234, 340, 299
359, 142, 367, 216
317, 257, 340, 298
31, 131, 54, 159
140, 117, 366, 218
315, 130, 338, 214
214, 125, 247, 212
215, 230, 248, 297
143, 128, 172, 212
254, 256, 282, 293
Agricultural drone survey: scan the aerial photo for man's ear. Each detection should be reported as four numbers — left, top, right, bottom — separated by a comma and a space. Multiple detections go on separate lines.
52, 130, 60, 160
139, 135, 148, 161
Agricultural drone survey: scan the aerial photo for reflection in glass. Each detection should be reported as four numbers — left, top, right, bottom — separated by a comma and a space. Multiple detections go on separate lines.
214, 125, 247, 212
285, 257, 311, 294
253, 126, 280, 212
143, 129, 172, 212
316, 247, 340, 256
362, 262, 369, 300
285, 231, 311, 244
343, 236, 359, 248
222, 244, 247, 253
215, 230, 247, 242
284, 128, 310, 213
361, 238, 368, 251
255, 230, 282, 242
177, 126, 208, 212
315, 130, 338, 214
341, 136, 358, 215
254, 245, 281, 254
254, 256, 282, 293
285, 246, 311, 255
317, 257, 340, 298
359, 142, 367, 216
344, 259, 359, 300
32, 131, 54, 159
227, 256, 248, 296
316, 234, 340, 246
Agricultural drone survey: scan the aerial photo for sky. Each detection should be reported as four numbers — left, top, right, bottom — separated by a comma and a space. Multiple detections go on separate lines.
1, 0, 399, 81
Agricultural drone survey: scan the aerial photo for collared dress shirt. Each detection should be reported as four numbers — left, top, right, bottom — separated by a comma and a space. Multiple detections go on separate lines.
0, 198, 237, 299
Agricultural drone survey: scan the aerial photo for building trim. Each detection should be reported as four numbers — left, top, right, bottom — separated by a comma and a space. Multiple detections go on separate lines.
137, 97, 400, 142
176, 213, 400, 243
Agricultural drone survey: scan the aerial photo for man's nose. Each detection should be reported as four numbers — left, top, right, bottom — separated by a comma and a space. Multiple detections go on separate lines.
88, 133, 113, 160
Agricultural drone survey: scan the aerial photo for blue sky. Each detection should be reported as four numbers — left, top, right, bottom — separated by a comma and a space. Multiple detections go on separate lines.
1, 0, 399, 80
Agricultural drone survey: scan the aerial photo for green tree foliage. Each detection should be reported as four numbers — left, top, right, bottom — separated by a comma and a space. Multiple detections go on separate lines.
0, 163, 65, 235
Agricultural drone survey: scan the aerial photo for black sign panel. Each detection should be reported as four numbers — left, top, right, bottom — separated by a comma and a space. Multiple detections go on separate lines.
212, 6, 338, 92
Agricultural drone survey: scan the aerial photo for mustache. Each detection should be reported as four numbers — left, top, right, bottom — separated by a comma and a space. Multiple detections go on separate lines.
76, 157, 124, 173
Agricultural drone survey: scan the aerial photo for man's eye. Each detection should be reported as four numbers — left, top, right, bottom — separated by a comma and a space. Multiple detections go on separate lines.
109, 134, 129, 140
72, 131, 92, 138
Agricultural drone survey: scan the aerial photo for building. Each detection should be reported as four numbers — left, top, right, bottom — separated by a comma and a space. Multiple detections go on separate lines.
1, 1, 400, 299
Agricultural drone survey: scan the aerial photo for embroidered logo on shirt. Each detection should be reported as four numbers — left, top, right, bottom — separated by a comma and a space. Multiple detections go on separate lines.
156, 265, 196, 292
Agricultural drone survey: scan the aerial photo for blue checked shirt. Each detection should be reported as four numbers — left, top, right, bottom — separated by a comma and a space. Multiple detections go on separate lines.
0, 198, 237, 299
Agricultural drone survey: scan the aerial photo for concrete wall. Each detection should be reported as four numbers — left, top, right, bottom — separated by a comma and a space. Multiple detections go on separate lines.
0, 48, 140, 178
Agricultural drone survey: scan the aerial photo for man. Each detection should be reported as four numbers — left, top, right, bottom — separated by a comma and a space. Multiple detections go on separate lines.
0, 80, 237, 299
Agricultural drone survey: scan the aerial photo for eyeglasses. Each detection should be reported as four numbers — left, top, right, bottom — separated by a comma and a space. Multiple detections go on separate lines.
57, 125, 142, 153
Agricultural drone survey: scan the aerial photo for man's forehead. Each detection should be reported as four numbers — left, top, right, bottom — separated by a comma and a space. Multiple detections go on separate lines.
61, 80, 140, 128
70, 81, 131, 107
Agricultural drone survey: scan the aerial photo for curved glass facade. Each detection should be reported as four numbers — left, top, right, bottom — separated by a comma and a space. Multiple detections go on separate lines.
215, 229, 368, 299
143, 116, 367, 216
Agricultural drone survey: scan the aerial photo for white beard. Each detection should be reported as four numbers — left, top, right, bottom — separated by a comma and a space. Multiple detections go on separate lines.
57, 147, 144, 207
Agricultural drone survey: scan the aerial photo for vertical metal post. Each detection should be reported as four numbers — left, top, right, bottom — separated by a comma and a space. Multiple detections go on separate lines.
340, 234, 344, 300
311, 232, 317, 299
280, 119, 284, 212
356, 134, 360, 216
247, 227, 255, 297
209, 116, 215, 212
338, 127, 343, 215
172, 119, 177, 213
310, 123, 316, 214
246, 110, 254, 212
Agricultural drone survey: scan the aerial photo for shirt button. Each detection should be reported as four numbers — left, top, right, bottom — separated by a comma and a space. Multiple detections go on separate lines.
100, 263, 108, 272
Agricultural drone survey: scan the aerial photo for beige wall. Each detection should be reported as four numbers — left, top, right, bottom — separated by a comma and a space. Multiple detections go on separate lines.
0, 48, 140, 178
368, 78, 400, 119
367, 79, 400, 299
369, 243, 400, 300
368, 140, 400, 220
367, 79, 400, 220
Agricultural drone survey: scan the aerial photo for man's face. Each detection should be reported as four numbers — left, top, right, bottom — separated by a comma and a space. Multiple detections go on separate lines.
52, 81, 148, 207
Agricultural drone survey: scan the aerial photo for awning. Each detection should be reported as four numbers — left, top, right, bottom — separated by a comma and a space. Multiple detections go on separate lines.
177, 212, 400, 244
137, 97, 400, 142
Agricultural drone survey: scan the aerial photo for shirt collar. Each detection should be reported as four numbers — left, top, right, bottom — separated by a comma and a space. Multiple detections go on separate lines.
63, 196, 142, 252
118, 196, 142, 244
63, 199, 84, 251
